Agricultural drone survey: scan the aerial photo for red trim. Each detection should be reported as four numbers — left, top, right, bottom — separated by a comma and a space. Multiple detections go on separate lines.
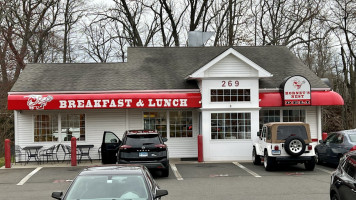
259, 91, 344, 107
8, 93, 201, 110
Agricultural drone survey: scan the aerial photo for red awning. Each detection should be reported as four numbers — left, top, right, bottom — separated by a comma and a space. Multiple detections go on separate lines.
259, 91, 344, 107
8, 93, 202, 110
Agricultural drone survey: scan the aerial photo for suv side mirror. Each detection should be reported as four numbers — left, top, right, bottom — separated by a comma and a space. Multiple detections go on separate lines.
318, 140, 323, 144
51, 192, 63, 199
162, 138, 168, 142
257, 131, 261, 137
155, 189, 168, 198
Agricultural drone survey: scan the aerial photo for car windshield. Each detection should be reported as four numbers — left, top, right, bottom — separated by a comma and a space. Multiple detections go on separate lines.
276, 125, 308, 140
65, 175, 149, 200
348, 133, 356, 142
125, 134, 161, 147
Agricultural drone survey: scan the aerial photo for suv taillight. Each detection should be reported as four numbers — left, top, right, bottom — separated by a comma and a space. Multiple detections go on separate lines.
120, 145, 132, 150
155, 144, 167, 149
350, 145, 356, 152
274, 145, 279, 150
308, 145, 312, 151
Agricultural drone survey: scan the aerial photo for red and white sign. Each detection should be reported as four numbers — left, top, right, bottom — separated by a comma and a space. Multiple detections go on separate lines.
8, 93, 202, 110
283, 76, 311, 106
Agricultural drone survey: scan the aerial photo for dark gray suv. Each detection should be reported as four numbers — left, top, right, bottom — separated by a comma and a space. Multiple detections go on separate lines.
101, 130, 169, 177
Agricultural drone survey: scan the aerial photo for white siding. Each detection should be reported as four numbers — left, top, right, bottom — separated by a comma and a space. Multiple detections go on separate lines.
128, 110, 143, 130
306, 107, 318, 140
205, 54, 258, 77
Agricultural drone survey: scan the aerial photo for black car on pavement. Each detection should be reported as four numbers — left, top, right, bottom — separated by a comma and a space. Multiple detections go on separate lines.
101, 130, 169, 177
330, 150, 356, 200
51, 165, 168, 200
315, 129, 356, 166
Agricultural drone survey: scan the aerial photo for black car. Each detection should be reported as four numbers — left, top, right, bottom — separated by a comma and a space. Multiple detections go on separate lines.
330, 151, 356, 200
315, 130, 356, 166
51, 165, 168, 200
101, 130, 169, 177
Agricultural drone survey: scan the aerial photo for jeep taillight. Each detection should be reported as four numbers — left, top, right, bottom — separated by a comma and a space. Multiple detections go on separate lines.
274, 145, 279, 150
350, 145, 356, 152
308, 145, 312, 151
120, 145, 132, 150
155, 144, 167, 149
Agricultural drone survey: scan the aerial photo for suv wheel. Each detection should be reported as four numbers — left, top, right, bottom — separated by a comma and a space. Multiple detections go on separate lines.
284, 136, 306, 157
252, 147, 261, 165
304, 157, 315, 171
264, 151, 275, 171
161, 168, 169, 177
315, 150, 322, 164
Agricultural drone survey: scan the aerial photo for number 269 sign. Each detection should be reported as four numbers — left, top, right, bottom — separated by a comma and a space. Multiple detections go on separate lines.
221, 80, 239, 87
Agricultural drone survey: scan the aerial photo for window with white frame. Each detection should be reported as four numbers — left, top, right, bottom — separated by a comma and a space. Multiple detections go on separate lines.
210, 89, 250, 102
169, 111, 193, 138
61, 114, 86, 141
283, 110, 305, 122
143, 112, 167, 138
34, 114, 58, 142
259, 110, 280, 129
211, 113, 251, 139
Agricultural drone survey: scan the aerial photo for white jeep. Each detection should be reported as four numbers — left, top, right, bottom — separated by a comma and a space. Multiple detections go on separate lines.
252, 122, 316, 171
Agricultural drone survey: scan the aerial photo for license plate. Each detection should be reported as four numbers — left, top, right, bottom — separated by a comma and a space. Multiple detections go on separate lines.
272, 150, 281, 155
139, 152, 148, 157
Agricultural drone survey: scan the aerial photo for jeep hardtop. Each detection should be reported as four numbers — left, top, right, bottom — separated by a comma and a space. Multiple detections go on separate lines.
252, 122, 316, 171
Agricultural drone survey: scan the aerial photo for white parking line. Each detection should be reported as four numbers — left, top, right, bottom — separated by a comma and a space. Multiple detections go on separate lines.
17, 167, 43, 186
233, 162, 261, 178
316, 167, 334, 175
169, 163, 183, 180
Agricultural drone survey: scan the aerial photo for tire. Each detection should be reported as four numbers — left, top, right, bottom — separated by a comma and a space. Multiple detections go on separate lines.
263, 151, 275, 171
304, 157, 316, 171
315, 150, 322, 164
252, 147, 261, 165
161, 168, 169, 177
284, 136, 306, 157
330, 192, 340, 200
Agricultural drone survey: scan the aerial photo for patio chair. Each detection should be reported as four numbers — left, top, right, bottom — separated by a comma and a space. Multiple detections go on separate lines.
14, 145, 26, 165
38, 145, 56, 163
53, 144, 62, 162
62, 145, 72, 163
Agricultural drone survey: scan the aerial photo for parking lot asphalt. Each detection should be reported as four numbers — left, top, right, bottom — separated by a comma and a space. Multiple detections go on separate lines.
0, 159, 335, 200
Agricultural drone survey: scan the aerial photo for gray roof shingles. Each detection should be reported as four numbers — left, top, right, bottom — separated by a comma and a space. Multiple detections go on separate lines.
10, 46, 328, 93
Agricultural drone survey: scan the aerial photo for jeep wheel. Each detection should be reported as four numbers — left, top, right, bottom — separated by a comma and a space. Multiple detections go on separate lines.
264, 151, 275, 171
284, 136, 306, 157
304, 157, 315, 171
252, 147, 261, 165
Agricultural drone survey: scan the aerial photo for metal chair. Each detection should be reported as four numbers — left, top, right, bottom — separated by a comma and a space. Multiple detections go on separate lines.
53, 144, 62, 162
61, 145, 72, 163
14, 145, 26, 165
38, 145, 56, 163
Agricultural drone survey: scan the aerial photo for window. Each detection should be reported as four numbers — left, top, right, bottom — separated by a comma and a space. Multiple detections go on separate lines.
169, 111, 192, 138
259, 110, 280, 129
276, 125, 308, 140
211, 113, 251, 139
283, 110, 305, 122
210, 89, 250, 102
61, 114, 85, 141
143, 112, 167, 137
34, 114, 58, 142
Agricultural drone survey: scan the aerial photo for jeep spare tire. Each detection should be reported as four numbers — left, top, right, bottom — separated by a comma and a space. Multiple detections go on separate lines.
284, 136, 306, 157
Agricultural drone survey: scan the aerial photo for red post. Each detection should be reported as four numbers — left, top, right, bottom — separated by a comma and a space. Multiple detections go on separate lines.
322, 132, 328, 141
71, 137, 77, 166
198, 134, 203, 162
5, 139, 11, 168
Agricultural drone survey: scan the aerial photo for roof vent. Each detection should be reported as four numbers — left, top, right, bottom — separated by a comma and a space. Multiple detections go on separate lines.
188, 31, 214, 47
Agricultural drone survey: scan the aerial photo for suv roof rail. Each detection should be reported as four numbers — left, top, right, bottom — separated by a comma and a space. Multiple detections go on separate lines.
126, 129, 158, 134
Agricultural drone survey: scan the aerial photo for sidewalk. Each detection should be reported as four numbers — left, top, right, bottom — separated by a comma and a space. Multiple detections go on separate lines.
1, 159, 103, 169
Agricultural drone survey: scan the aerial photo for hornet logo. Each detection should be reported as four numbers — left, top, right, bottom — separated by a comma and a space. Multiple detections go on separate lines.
25, 95, 53, 110
293, 78, 305, 90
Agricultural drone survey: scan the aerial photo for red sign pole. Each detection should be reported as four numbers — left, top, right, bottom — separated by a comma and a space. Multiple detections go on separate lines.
198, 135, 203, 162
5, 139, 11, 168
71, 137, 77, 166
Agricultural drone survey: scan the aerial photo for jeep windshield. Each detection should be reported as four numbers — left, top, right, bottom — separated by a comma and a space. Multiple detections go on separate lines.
125, 134, 161, 147
276, 125, 308, 140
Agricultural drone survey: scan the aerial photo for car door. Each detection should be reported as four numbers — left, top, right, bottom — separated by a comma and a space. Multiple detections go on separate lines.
258, 126, 267, 154
318, 133, 336, 161
326, 133, 343, 164
338, 155, 356, 200
101, 131, 121, 164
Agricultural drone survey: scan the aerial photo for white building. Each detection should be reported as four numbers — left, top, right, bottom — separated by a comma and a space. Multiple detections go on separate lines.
8, 46, 343, 161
